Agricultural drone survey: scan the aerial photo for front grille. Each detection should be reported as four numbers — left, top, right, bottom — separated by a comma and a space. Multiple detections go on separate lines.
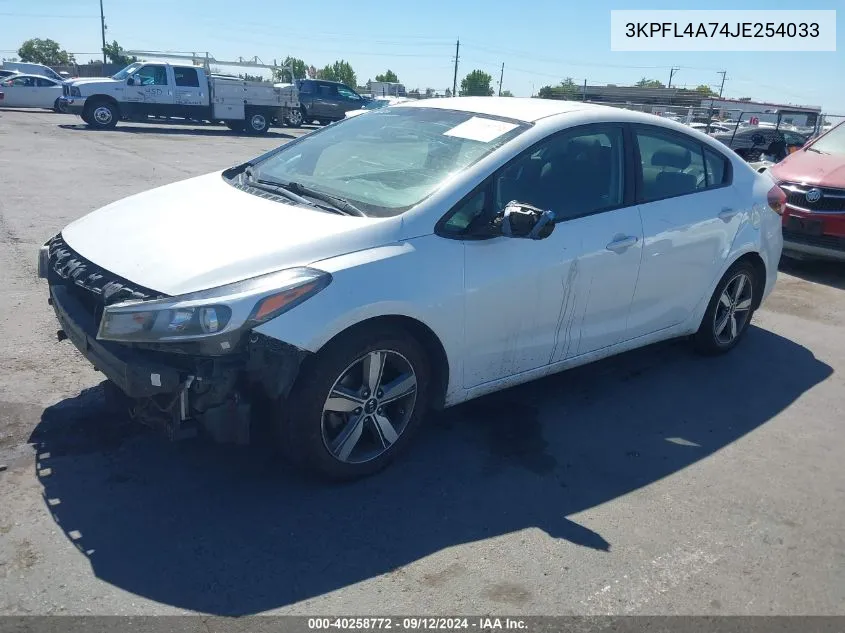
780, 182, 845, 213
783, 229, 845, 251
46, 234, 165, 326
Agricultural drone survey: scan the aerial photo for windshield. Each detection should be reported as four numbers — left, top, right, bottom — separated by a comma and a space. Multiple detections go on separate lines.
112, 62, 144, 81
809, 122, 845, 155
248, 107, 529, 217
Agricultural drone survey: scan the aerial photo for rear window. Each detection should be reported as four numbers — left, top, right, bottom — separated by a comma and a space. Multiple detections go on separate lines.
704, 148, 730, 186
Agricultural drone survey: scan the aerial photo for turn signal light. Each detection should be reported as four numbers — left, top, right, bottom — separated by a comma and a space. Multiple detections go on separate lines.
767, 185, 787, 215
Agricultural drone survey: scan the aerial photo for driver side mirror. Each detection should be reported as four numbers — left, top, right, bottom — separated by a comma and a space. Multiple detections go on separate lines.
491, 201, 555, 240
126, 76, 135, 86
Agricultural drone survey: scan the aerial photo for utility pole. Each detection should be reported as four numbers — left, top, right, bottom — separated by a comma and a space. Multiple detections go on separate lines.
717, 70, 727, 97
668, 66, 680, 89
452, 39, 459, 96
99, 0, 107, 64
498, 62, 504, 96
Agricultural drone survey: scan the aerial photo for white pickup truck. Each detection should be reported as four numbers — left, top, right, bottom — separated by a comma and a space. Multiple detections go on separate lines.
60, 61, 302, 133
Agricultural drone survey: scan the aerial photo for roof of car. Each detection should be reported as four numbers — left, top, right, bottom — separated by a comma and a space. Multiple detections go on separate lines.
3, 73, 54, 80
399, 96, 605, 123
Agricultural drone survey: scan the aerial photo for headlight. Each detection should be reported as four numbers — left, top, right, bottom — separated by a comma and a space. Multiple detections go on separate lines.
97, 267, 331, 344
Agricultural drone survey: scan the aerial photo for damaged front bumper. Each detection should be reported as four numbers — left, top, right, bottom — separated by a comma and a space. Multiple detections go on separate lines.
46, 275, 308, 445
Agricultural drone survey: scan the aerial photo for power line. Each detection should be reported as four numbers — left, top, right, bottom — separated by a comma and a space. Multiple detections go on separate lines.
0, 11, 98, 18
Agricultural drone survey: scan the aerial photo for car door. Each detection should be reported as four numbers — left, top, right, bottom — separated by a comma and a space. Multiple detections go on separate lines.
444, 124, 643, 388
625, 125, 741, 339
125, 64, 175, 117
1, 76, 34, 107
172, 66, 204, 119
337, 85, 364, 116
34, 77, 61, 107
312, 82, 335, 119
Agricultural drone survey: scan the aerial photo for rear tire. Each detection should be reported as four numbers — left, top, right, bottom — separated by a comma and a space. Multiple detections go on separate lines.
280, 325, 431, 481
245, 110, 271, 134
693, 260, 758, 355
53, 98, 67, 113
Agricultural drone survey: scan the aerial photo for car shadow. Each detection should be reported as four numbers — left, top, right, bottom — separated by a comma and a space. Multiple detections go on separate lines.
28, 326, 831, 615
56, 123, 298, 139
0, 107, 64, 114
779, 256, 845, 291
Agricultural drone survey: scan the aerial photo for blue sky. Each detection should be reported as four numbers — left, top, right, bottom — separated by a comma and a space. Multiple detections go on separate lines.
1, 0, 843, 110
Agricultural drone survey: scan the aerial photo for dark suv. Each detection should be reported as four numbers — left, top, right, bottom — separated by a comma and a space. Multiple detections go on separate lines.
296, 79, 368, 125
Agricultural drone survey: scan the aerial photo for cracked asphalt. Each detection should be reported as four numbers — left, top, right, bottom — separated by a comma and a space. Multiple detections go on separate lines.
0, 109, 843, 616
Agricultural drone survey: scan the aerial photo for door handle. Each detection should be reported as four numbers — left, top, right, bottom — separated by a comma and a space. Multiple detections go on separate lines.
606, 235, 639, 253
718, 207, 739, 222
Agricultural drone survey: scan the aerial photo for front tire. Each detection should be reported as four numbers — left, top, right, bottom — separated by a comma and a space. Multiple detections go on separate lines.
281, 325, 431, 480
85, 100, 118, 129
693, 261, 758, 355
285, 107, 303, 128
53, 98, 67, 113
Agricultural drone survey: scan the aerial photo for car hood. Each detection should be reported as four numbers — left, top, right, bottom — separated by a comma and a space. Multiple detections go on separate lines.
771, 150, 845, 188
61, 172, 399, 296
69, 77, 120, 87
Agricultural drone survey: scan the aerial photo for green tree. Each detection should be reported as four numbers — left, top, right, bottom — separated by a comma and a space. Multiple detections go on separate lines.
537, 77, 579, 100
17, 38, 74, 65
500, 89, 514, 97
636, 77, 665, 88
102, 40, 136, 67
375, 69, 399, 83
694, 84, 716, 96
317, 60, 356, 87
459, 70, 494, 96
274, 56, 307, 82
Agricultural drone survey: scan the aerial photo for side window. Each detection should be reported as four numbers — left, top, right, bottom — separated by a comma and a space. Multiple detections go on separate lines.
442, 189, 488, 234
299, 81, 313, 94
493, 126, 625, 221
134, 65, 168, 86
174, 67, 199, 87
636, 128, 706, 202
12, 77, 34, 87
703, 148, 730, 187
338, 86, 360, 101
317, 84, 333, 97
36, 78, 57, 87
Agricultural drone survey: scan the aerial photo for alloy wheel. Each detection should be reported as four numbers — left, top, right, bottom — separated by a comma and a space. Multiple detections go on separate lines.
713, 272, 753, 345
321, 350, 417, 464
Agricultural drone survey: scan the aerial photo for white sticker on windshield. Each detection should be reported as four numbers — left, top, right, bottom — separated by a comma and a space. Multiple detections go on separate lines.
444, 117, 518, 143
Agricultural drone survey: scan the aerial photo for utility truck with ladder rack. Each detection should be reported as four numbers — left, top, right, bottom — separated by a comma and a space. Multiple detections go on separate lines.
60, 52, 302, 134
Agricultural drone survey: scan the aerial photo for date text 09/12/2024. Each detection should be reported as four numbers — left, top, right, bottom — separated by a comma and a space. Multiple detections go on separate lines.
307, 617, 527, 630
624, 22, 820, 38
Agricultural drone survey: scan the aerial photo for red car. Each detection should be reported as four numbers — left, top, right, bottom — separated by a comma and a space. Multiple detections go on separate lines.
770, 122, 845, 262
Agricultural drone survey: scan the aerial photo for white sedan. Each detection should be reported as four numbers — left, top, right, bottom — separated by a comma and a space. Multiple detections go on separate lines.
0, 73, 64, 111
40, 97, 784, 480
